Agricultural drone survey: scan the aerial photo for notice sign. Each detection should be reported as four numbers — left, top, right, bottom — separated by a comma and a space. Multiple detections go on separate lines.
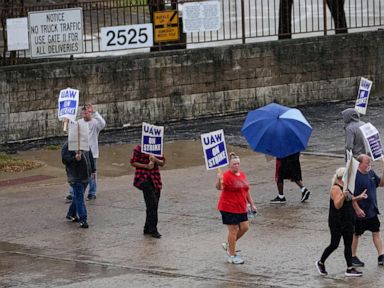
28, 8, 83, 58
6, 18, 29, 51
201, 129, 228, 170
183, 1, 221, 33
141, 122, 164, 156
58, 88, 79, 122
360, 122, 383, 161
154, 10, 179, 43
355, 77, 373, 115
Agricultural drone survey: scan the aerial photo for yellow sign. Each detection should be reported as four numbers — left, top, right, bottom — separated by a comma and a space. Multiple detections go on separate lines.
154, 10, 179, 43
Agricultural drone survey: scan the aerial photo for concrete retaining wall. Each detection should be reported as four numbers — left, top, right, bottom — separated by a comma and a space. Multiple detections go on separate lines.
1, 31, 383, 144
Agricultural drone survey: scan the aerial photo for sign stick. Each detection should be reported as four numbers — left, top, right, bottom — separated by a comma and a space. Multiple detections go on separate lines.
77, 121, 80, 154
63, 118, 69, 132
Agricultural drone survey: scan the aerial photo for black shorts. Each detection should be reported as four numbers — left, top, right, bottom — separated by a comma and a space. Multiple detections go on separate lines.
275, 153, 302, 183
220, 211, 248, 225
355, 215, 381, 236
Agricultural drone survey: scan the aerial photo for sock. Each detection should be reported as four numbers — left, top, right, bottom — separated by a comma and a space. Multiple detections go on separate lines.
278, 194, 285, 199
301, 187, 307, 193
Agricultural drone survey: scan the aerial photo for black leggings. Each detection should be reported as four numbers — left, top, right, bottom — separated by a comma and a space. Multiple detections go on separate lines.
320, 226, 353, 267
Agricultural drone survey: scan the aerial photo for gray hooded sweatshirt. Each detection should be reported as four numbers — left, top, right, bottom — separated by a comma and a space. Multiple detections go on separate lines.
341, 108, 367, 158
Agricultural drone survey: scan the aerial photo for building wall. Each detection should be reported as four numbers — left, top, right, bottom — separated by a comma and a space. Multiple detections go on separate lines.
1, 31, 383, 143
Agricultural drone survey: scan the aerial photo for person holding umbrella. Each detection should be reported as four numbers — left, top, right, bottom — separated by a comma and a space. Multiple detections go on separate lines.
270, 152, 311, 203
241, 103, 313, 203
216, 152, 257, 264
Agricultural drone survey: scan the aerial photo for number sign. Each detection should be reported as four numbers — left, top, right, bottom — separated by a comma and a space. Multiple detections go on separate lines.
100, 23, 153, 51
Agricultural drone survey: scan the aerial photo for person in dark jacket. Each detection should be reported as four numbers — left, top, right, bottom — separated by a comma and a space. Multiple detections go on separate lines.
62, 141, 95, 228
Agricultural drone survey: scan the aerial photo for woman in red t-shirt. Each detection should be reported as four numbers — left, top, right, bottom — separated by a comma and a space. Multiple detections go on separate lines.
216, 152, 257, 264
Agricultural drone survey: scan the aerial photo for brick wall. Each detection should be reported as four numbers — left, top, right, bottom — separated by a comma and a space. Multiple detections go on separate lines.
0, 30, 383, 144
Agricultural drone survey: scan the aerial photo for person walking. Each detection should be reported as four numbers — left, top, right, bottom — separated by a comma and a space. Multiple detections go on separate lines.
316, 167, 366, 277
351, 154, 384, 267
270, 152, 311, 203
341, 108, 367, 160
216, 152, 257, 264
130, 144, 165, 239
62, 141, 95, 229
66, 103, 106, 202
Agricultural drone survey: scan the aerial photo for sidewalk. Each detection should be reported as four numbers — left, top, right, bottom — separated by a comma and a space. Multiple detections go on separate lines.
1, 141, 384, 287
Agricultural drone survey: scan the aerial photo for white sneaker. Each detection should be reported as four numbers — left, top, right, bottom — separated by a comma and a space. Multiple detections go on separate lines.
221, 242, 241, 253
228, 255, 244, 264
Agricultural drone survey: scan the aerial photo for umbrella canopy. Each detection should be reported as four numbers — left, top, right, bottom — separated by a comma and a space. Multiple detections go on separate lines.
241, 103, 312, 158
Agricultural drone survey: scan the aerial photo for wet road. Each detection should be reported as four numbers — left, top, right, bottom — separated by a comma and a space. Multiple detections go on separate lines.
100, 99, 384, 155
1, 99, 384, 287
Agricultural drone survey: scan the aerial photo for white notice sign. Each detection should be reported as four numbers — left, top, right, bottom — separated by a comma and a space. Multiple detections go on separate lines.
183, 1, 221, 33
28, 8, 83, 58
7, 18, 29, 51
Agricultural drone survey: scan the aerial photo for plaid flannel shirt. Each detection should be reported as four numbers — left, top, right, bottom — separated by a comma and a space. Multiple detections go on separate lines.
130, 144, 164, 193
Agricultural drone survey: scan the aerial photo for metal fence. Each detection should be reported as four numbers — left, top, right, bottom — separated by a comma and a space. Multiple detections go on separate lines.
1, 0, 383, 65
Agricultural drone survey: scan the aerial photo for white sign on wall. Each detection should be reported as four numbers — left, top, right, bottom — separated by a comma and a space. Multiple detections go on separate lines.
183, 1, 221, 33
100, 23, 153, 51
6, 18, 29, 51
28, 8, 83, 58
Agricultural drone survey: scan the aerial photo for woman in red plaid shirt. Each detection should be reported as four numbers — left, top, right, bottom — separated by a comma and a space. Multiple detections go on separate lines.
130, 144, 165, 238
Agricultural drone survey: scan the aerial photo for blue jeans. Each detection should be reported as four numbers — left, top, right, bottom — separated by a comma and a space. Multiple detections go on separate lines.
88, 158, 97, 197
68, 158, 97, 197
67, 182, 88, 222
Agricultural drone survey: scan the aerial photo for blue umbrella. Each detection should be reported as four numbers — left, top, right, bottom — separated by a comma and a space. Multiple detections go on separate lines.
241, 103, 312, 158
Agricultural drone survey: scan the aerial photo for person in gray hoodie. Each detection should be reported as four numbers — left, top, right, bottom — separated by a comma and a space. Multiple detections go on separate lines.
341, 108, 367, 159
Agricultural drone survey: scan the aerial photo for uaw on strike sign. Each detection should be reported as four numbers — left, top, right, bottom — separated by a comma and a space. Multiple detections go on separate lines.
58, 88, 79, 122
141, 122, 164, 156
355, 77, 373, 115
201, 129, 229, 170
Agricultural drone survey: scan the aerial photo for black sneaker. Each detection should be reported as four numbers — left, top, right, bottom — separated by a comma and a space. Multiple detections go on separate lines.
79, 221, 89, 229
151, 231, 162, 238
86, 195, 96, 201
378, 254, 384, 265
352, 256, 365, 267
65, 195, 73, 203
270, 195, 286, 204
315, 261, 327, 275
301, 188, 311, 203
66, 215, 79, 223
345, 267, 362, 277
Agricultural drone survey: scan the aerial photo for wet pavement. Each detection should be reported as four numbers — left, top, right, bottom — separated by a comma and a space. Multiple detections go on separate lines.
1, 99, 384, 287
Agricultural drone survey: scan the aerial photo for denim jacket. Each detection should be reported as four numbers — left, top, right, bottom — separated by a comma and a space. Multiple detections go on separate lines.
61, 142, 96, 184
